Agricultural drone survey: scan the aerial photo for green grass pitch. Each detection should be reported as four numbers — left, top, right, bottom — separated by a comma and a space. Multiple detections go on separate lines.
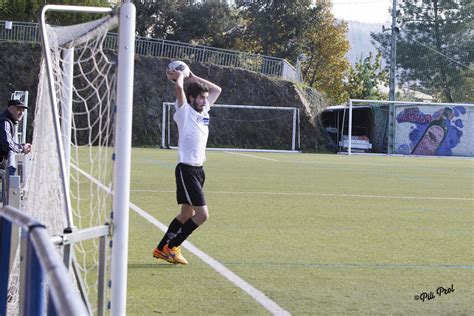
126, 148, 473, 315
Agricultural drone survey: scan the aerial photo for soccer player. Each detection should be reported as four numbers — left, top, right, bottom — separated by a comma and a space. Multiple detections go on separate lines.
153, 65, 222, 264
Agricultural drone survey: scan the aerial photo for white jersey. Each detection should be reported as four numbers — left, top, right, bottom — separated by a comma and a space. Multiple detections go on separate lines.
173, 101, 210, 166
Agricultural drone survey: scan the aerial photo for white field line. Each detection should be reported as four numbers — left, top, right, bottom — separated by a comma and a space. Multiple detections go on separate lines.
130, 189, 474, 202
225, 151, 279, 162
131, 203, 290, 316
72, 164, 291, 316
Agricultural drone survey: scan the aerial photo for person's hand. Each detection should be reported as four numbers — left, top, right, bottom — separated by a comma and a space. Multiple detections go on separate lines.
166, 69, 184, 83
23, 143, 32, 154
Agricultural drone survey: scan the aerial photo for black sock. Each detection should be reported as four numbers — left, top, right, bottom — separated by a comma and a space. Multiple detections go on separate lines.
157, 218, 183, 250
168, 218, 199, 248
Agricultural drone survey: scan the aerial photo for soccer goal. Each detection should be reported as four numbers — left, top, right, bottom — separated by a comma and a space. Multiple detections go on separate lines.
6, 3, 135, 315
340, 99, 474, 157
161, 103, 301, 153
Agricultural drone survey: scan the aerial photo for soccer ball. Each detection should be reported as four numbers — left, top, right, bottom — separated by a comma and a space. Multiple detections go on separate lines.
166, 60, 190, 81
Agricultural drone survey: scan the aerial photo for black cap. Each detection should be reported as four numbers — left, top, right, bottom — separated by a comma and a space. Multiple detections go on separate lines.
8, 99, 27, 109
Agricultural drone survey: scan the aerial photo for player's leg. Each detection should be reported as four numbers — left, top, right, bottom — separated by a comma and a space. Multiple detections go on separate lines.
165, 205, 208, 265
170, 205, 208, 247
176, 204, 195, 223
161, 164, 207, 264
153, 165, 195, 262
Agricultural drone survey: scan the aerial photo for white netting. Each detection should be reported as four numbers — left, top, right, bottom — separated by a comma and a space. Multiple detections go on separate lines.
7, 13, 119, 315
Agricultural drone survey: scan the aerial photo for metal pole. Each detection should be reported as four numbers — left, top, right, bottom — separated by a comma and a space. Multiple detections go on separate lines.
0, 216, 12, 316
292, 108, 297, 151
60, 48, 75, 275
61, 48, 74, 190
40, 6, 75, 231
161, 103, 166, 148
167, 104, 171, 148
24, 236, 45, 316
297, 108, 301, 150
388, 0, 398, 154
111, 2, 135, 315
21, 91, 28, 144
348, 100, 353, 155
97, 235, 107, 316
389, 0, 398, 102
7, 174, 20, 277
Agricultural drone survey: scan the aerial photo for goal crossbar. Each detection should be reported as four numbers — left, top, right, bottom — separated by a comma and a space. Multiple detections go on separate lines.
161, 103, 301, 153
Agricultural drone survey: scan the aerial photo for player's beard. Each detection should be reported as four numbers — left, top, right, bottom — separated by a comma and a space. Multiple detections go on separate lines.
191, 100, 204, 113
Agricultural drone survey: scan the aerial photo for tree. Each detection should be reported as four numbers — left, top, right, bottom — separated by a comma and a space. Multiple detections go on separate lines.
135, 0, 184, 39
235, 0, 311, 60
236, 0, 350, 104
135, 0, 239, 46
0, 0, 41, 22
345, 52, 389, 100
0, 0, 110, 24
171, 2, 239, 46
298, 0, 350, 104
372, 0, 473, 103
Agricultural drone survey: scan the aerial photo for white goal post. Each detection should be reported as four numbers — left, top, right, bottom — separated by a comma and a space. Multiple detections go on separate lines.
342, 99, 474, 157
161, 103, 301, 153
6, 3, 136, 316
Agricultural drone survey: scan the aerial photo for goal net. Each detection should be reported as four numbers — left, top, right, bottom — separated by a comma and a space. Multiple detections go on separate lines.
340, 99, 474, 157
7, 4, 135, 315
161, 103, 300, 153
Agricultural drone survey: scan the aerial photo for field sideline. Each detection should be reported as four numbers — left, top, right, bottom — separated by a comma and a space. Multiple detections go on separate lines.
126, 148, 473, 315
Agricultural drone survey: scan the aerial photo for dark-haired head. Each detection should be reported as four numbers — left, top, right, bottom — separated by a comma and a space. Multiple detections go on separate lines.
185, 82, 209, 104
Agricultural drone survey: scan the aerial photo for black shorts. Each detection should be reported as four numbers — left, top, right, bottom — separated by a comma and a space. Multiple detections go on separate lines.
175, 163, 206, 206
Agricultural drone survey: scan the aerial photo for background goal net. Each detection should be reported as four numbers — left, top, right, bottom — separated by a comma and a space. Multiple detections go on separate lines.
162, 103, 301, 153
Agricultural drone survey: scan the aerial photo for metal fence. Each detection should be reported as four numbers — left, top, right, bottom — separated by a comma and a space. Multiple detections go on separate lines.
0, 20, 298, 81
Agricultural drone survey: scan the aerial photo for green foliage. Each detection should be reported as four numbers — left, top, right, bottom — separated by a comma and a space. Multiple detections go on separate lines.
135, 0, 239, 46
235, 0, 350, 104
0, 0, 110, 24
0, 0, 41, 22
135, 0, 185, 39
345, 52, 388, 101
372, 0, 473, 103
235, 0, 311, 59
298, 1, 350, 104
135, 0, 350, 103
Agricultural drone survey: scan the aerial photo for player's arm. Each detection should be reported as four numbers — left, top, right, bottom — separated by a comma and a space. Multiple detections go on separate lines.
188, 72, 222, 106
167, 70, 186, 108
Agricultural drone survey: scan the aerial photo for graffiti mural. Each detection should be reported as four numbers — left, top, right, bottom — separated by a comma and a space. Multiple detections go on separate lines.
395, 105, 473, 157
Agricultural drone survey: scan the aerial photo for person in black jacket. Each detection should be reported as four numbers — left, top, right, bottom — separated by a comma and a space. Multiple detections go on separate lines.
0, 99, 31, 164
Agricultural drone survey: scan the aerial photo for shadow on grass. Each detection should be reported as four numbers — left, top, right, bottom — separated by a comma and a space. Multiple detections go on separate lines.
128, 263, 180, 269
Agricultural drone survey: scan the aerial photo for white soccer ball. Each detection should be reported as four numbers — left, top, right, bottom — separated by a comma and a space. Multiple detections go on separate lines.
166, 60, 190, 81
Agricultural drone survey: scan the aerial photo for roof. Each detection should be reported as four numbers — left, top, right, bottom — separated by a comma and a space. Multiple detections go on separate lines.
323, 104, 381, 112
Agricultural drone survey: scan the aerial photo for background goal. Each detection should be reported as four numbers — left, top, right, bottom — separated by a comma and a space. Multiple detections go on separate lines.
162, 103, 301, 153
338, 99, 474, 157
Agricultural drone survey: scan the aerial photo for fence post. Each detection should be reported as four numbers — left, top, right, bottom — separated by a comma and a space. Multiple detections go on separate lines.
24, 234, 45, 315
0, 216, 12, 316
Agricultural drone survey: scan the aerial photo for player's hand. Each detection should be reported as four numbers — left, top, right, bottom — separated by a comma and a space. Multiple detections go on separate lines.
166, 69, 184, 82
23, 143, 32, 154
186, 71, 198, 83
